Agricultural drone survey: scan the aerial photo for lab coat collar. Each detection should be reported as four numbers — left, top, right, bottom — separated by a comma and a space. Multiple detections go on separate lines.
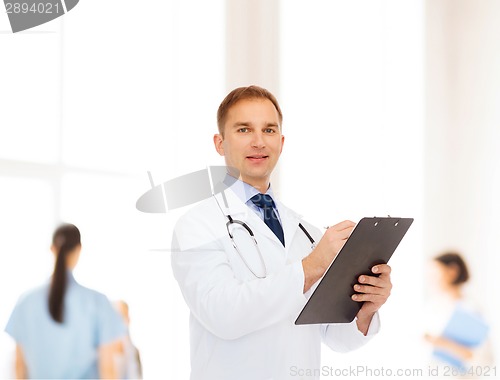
215, 186, 248, 216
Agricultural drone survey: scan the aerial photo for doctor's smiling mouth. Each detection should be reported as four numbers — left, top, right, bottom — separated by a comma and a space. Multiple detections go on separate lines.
247, 154, 269, 162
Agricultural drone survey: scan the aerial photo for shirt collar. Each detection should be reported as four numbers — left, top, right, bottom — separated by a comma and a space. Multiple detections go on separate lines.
223, 174, 276, 204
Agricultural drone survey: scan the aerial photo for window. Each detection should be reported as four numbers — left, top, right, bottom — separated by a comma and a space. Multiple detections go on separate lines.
0, 1, 224, 377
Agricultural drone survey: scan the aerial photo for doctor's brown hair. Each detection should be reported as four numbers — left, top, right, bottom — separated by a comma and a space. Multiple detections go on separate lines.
49, 223, 81, 323
217, 85, 283, 137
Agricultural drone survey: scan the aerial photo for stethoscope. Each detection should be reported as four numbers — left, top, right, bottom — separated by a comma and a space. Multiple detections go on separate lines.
214, 193, 316, 279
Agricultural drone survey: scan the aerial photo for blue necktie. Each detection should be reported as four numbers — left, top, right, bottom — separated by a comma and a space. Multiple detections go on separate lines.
250, 194, 285, 247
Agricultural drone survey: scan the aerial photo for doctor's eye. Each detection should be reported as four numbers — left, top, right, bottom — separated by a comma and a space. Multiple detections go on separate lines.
237, 127, 249, 133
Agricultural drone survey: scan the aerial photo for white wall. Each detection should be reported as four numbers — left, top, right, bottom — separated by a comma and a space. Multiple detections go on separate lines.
280, 0, 425, 374
425, 0, 500, 363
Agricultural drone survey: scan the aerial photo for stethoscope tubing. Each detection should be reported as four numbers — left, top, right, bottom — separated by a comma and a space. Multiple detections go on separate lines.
225, 215, 316, 279
214, 193, 316, 278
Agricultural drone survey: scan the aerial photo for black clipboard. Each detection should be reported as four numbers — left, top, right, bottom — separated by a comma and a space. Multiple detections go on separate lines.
295, 217, 413, 325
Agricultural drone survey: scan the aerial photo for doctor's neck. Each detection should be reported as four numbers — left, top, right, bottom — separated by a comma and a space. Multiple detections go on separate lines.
231, 172, 270, 194
248, 180, 270, 194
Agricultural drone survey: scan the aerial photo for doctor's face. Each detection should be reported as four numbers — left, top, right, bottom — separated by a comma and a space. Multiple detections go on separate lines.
214, 98, 285, 191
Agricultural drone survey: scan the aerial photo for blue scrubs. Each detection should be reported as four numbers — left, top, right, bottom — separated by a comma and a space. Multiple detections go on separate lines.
5, 273, 126, 379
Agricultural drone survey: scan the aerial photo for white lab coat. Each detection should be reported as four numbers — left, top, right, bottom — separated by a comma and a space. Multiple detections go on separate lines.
171, 186, 379, 380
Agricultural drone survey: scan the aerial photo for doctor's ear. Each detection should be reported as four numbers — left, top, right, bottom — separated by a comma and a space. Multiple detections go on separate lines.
213, 134, 225, 156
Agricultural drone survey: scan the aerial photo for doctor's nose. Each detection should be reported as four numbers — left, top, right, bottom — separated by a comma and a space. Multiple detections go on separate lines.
251, 132, 266, 149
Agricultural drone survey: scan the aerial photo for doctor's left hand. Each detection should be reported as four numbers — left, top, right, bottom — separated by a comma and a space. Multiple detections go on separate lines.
351, 264, 392, 335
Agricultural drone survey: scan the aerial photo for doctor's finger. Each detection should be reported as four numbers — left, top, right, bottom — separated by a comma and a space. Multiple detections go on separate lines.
358, 274, 392, 289
326, 222, 355, 238
351, 293, 388, 304
329, 220, 356, 231
328, 227, 353, 240
323, 226, 352, 242
353, 283, 390, 297
371, 264, 392, 275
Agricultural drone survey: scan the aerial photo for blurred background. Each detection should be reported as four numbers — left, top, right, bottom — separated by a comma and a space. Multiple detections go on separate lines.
1, 0, 499, 378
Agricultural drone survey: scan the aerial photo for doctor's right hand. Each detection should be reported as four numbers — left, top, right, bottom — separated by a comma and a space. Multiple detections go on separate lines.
301, 220, 355, 293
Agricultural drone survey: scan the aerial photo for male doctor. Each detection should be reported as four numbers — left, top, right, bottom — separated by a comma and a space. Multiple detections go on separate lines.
171, 86, 392, 380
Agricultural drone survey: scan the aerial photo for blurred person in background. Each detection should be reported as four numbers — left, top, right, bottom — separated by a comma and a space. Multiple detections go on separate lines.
424, 252, 495, 377
4, 223, 126, 379
113, 300, 143, 379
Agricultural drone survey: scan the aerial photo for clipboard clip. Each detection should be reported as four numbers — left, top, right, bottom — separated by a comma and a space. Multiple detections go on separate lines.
372, 216, 401, 227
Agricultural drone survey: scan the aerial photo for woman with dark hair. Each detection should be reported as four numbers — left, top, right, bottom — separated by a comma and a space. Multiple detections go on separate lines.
424, 252, 494, 377
433, 252, 470, 291
5, 223, 126, 379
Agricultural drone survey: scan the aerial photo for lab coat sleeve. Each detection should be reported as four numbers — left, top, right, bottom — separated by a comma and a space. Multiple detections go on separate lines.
320, 312, 380, 352
171, 207, 307, 341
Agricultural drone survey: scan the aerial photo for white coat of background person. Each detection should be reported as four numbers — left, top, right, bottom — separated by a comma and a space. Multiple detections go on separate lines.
171, 86, 393, 380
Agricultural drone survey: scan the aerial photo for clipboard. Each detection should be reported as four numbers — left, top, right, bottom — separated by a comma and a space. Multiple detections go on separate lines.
295, 217, 413, 325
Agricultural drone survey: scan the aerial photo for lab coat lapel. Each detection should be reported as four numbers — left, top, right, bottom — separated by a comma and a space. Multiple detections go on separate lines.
275, 200, 302, 254
216, 187, 248, 217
